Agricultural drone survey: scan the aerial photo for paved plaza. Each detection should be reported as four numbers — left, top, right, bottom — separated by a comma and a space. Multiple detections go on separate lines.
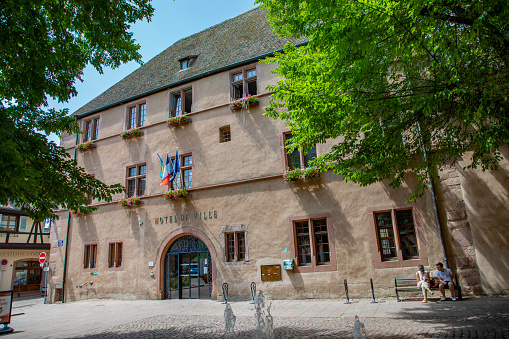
7, 295, 509, 338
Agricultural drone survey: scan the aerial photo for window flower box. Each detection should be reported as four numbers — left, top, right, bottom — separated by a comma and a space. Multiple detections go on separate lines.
167, 115, 191, 128
71, 206, 98, 215
76, 141, 95, 151
118, 197, 141, 207
230, 95, 259, 111
283, 167, 320, 182
163, 188, 189, 200
301, 167, 320, 180
121, 128, 143, 139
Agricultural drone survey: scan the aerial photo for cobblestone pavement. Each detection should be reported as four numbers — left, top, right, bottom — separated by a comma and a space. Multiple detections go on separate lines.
76, 313, 509, 338
8, 296, 509, 338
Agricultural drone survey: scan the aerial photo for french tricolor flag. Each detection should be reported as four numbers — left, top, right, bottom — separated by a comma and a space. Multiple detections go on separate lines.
159, 153, 173, 186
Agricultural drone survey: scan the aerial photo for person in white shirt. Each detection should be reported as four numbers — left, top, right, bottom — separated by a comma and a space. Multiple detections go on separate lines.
416, 265, 434, 303
435, 262, 457, 301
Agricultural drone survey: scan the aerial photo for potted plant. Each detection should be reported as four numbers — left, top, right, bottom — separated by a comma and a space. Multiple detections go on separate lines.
118, 197, 142, 206
283, 168, 302, 182
167, 114, 191, 128
230, 94, 259, 111
76, 141, 95, 151
301, 167, 320, 180
163, 188, 189, 200
283, 167, 320, 182
71, 206, 98, 215
120, 128, 143, 139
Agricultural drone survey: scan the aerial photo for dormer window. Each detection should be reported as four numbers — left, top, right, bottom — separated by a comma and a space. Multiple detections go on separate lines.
179, 56, 197, 70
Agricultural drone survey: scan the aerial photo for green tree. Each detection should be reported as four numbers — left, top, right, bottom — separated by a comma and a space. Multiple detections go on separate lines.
258, 0, 509, 199
0, 0, 155, 219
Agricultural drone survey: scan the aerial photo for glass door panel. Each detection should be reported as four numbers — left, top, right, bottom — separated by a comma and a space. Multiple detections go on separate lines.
199, 253, 210, 299
179, 253, 191, 299
189, 253, 199, 299
166, 254, 178, 299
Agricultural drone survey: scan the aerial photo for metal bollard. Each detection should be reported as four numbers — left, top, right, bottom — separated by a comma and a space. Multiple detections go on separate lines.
222, 282, 228, 304
250, 282, 256, 304
344, 279, 351, 304
370, 278, 377, 303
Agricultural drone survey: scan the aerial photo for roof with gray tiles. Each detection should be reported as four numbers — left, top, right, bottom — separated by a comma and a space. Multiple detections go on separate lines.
74, 7, 307, 117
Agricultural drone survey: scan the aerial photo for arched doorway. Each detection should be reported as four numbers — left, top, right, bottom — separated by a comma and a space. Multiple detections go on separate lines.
163, 235, 212, 299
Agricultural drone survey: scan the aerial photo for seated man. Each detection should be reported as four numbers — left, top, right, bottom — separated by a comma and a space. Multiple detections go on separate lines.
435, 262, 456, 301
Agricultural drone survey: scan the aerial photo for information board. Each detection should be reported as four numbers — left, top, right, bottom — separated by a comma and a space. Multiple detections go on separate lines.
261, 265, 282, 281
0, 291, 13, 325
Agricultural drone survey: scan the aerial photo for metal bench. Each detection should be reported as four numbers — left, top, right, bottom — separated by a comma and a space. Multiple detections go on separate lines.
394, 277, 462, 301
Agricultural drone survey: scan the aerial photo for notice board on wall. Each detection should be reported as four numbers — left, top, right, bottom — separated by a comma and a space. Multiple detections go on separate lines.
261, 265, 281, 281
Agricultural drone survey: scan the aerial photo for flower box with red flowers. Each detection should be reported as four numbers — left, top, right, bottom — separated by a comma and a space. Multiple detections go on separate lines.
71, 206, 97, 216
76, 141, 95, 151
229, 95, 259, 111
118, 197, 141, 207
163, 188, 189, 200
283, 167, 320, 182
167, 115, 191, 128
120, 128, 143, 139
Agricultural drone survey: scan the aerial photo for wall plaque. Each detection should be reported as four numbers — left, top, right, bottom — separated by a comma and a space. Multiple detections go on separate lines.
261, 265, 281, 281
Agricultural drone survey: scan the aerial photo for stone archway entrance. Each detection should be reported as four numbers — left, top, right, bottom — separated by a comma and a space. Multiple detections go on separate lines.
163, 235, 212, 299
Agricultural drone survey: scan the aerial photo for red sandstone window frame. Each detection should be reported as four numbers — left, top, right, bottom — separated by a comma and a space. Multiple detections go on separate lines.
107, 241, 123, 270
230, 64, 258, 100
170, 87, 193, 117
81, 113, 101, 142
288, 213, 337, 273
86, 173, 96, 205
170, 152, 193, 190
125, 99, 147, 130
367, 205, 428, 269
225, 231, 246, 262
83, 243, 98, 270
124, 161, 148, 198
280, 131, 321, 171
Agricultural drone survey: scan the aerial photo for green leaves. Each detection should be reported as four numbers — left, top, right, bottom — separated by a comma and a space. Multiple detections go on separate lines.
0, 0, 152, 218
258, 0, 509, 200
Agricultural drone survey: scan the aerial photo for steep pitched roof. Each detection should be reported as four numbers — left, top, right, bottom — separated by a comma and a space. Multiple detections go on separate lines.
74, 7, 307, 117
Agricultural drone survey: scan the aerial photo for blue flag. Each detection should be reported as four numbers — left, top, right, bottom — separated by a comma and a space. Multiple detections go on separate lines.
169, 148, 180, 183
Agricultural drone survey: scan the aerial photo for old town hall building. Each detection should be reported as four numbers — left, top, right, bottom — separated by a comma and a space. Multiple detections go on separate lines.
48, 8, 509, 302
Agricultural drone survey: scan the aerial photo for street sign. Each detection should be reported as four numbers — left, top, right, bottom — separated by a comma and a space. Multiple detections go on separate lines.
43, 267, 49, 272
57, 240, 64, 247
39, 252, 46, 264
1, 260, 7, 265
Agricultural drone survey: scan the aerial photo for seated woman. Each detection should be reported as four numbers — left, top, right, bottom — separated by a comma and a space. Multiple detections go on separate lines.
416, 264, 434, 303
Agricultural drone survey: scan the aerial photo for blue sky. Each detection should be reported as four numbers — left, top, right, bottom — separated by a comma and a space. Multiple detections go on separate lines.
48, 0, 257, 143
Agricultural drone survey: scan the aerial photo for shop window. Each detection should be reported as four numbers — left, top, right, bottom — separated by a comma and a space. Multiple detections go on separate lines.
225, 231, 246, 262
289, 214, 336, 273
231, 66, 257, 99
368, 206, 428, 268
126, 163, 147, 197
219, 125, 231, 143
171, 88, 192, 117
284, 133, 317, 169
171, 153, 192, 190
83, 116, 100, 142
126, 102, 146, 129
108, 242, 123, 268
83, 244, 97, 269
14, 261, 42, 292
